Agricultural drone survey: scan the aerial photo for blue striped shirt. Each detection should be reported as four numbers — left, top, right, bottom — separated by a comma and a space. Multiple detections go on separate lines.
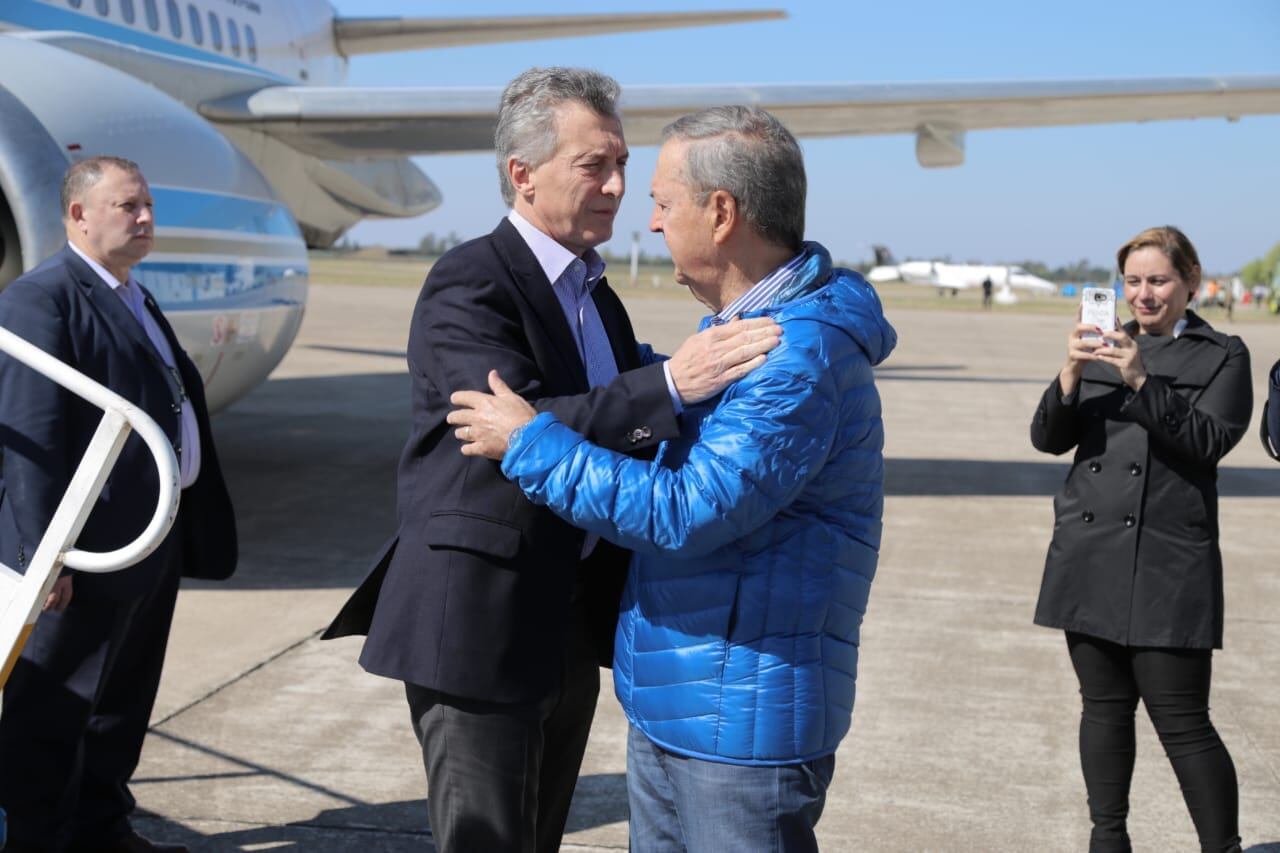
715, 251, 807, 323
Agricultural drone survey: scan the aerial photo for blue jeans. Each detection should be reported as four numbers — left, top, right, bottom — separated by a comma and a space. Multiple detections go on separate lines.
626, 725, 836, 853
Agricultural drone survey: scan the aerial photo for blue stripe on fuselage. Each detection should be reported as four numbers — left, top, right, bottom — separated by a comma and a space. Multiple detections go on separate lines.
0, 0, 291, 81
138, 261, 307, 312
151, 188, 303, 240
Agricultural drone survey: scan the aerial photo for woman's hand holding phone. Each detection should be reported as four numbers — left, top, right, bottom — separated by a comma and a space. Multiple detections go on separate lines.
1093, 327, 1148, 391
1059, 315, 1104, 397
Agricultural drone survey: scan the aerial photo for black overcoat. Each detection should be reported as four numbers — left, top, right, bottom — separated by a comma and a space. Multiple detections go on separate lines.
1262, 358, 1279, 461
1030, 313, 1251, 649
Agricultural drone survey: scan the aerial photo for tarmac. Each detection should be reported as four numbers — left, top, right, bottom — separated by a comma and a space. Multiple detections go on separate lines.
119, 282, 1280, 851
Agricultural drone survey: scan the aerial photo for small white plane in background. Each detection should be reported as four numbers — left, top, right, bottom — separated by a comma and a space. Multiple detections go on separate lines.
866, 245, 1058, 300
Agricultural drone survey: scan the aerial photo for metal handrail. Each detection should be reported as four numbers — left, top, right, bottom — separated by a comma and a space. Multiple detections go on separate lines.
0, 324, 179, 688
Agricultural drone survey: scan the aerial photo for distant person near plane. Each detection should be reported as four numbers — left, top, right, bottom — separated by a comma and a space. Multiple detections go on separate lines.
981, 275, 994, 308
0, 157, 237, 853
1030, 226, 1250, 853
323, 69, 779, 853
450, 105, 896, 852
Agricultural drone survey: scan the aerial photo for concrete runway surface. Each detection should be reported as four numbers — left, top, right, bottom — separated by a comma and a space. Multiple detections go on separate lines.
119, 282, 1279, 850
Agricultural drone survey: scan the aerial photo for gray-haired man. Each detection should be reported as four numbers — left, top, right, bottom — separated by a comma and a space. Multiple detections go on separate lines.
325, 68, 780, 851
450, 105, 896, 852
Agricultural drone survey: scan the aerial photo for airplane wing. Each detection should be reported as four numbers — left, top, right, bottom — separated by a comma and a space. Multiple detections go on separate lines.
199, 75, 1280, 164
333, 11, 785, 56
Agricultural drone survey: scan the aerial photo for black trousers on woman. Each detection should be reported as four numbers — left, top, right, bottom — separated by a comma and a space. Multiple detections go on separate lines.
1065, 632, 1241, 853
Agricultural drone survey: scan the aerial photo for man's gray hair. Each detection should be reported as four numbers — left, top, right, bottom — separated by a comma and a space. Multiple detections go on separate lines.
661, 107, 805, 251
495, 67, 621, 207
60, 155, 142, 218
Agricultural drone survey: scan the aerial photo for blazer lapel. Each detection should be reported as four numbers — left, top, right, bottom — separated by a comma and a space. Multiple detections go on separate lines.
492, 219, 589, 388
68, 248, 171, 380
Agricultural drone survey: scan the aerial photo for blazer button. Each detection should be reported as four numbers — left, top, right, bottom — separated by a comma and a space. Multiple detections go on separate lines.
1129, 463, 1142, 476
1124, 513, 1136, 528
1163, 413, 1178, 429
1088, 461, 1101, 473
1082, 510, 1094, 523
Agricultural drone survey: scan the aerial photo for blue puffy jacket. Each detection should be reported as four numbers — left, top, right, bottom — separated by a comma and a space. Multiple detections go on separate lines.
503, 246, 897, 765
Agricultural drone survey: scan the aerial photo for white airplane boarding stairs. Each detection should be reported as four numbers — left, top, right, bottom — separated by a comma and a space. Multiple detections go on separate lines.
0, 325, 179, 693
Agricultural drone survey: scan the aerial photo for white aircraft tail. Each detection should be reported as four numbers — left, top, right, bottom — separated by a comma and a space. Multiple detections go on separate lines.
0, 327, 179, 690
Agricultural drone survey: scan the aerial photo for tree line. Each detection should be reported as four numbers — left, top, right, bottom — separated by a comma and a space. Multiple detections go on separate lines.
1239, 242, 1280, 288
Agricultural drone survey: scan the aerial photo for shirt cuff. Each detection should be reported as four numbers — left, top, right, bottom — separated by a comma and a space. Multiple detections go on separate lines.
662, 361, 684, 414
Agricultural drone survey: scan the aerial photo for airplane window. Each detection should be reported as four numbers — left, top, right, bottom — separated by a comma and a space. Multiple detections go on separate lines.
120, 0, 135, 23
187, 4, 203, 44
227, 18, 241, 57
245, 24, 257, 62
143, 0, 159, 31
165, 0, 181, 38
94, 0, 109, 16
67, 0, 82, 8
207, 12, 222, 51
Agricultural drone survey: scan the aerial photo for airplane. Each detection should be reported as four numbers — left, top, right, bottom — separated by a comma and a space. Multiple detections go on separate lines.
866, 245, 1058, 299
1, 1, 1278, 410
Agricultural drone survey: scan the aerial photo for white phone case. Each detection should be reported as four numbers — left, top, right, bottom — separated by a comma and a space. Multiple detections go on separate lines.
1081, 287, 1116, 345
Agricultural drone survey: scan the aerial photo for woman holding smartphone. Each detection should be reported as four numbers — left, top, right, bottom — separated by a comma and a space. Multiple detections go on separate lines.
1030, 226, 1251, 853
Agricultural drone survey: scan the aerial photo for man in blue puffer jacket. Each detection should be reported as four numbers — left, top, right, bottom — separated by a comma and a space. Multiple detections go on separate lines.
450, 106, 896, 852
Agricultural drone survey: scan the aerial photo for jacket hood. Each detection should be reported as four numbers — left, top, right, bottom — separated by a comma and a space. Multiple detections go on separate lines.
766, 241, 898, 367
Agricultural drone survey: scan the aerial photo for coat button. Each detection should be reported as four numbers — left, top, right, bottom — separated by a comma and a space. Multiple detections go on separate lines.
1129, 463, 1142, 476
1124, 513, 1136, 528
1088, 461, 1101, 473
1163, 413, 1178, 429
1082, 511, 1094, 523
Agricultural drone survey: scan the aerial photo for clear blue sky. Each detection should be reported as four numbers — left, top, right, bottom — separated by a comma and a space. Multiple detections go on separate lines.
334, 0, 1280, 272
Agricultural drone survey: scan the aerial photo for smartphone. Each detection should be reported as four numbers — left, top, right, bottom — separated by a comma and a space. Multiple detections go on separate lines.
1081, 287, 1116, 346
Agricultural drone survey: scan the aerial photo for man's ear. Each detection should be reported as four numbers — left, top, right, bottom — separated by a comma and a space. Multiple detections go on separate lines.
67, 201, 86, 232
508, 157, 534, 202
709, 190, 738, 245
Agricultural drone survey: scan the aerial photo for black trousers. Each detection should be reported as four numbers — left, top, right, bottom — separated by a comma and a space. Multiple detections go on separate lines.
1065, 632, 1241, 853
405, 596, 600, 853
0, 558, 181, 851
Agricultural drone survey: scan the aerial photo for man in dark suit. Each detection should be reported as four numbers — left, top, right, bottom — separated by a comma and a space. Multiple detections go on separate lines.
325, 67, 780, 852
0, 156, 236, 853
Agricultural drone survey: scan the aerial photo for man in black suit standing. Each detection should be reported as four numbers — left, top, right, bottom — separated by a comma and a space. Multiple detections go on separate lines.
0, 156, 236, 853
325, 67, 780, 852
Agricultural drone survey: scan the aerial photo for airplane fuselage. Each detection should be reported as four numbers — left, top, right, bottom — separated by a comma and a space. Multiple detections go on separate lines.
868, 259, 1057, 295
0, 0, 368, 410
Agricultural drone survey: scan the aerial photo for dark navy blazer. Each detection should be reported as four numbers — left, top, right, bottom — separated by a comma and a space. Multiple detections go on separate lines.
0, 246, 236, 599
325, 218, 680, 703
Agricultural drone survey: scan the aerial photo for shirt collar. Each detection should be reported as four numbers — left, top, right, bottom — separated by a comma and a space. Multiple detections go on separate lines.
69, 242, 131, 291
507, 209, 605, 291
1172, 317, 1188, 338
715, 251, 807, 322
